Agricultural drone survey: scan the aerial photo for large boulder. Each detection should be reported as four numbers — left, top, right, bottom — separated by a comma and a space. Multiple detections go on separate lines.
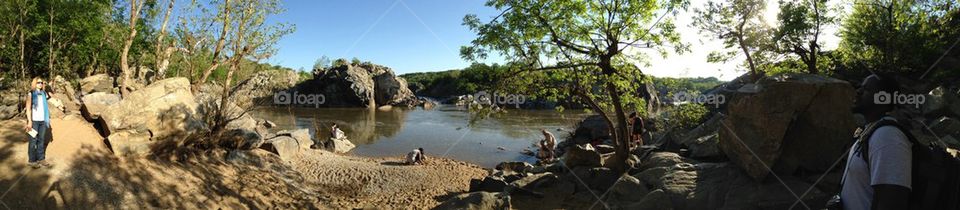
259, 136, 303, 161
719, 74, 856, 181
294, 63, 419, 108
80, 92, 121, 121
563, 144, 603, 169
233, 70, 300, 106
320, 137, 356, 153
51, 75, 77, 101
276, 129, 313, 150
373, 71, 417, 107
433, 192, 510, 210
101, 77, 205, 157
80, 74, 114, 94
0, 90, 20, 120
574, 115, 610, 144
469, 176, 508, 193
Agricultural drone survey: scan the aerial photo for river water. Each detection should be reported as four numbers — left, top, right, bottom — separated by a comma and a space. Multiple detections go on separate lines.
251, 105, 591, 168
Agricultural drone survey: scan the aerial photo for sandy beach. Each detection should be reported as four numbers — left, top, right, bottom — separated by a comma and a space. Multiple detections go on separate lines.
0, 117, 488, 209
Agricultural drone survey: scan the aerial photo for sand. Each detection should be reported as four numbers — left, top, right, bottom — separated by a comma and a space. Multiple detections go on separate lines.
0, 115, 487, 209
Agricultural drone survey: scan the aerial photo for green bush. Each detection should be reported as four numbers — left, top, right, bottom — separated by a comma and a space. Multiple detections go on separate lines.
666, 103, 709, 130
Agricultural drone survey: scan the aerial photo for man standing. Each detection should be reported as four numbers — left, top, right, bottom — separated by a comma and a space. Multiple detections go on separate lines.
629, 112, 646, 147
840, 74, 911, 210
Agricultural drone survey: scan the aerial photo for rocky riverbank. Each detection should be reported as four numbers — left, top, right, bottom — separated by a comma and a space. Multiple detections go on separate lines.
438, 73, 960, 210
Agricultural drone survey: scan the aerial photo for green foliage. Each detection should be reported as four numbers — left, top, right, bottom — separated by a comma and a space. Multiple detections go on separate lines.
400, 63, 508, 98
350, 57, 361, 66
652, 76, 724, 97
666, 103, 709, 129
771, 0, 838, 74
838, 0, 960, 78
692, 0, 771, 77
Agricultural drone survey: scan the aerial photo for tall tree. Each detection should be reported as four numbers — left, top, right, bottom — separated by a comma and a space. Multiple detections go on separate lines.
154, 0, 176, 81
120, 0, 148, 97
773, 0, 836, 74
198, 0, 232, 85
692, 0, 770, 80
463, 0, 687, 173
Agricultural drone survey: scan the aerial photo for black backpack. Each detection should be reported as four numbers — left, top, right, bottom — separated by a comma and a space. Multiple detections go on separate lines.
858, 119, 960, 210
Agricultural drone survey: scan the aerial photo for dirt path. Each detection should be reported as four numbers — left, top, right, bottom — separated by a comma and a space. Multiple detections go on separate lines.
0, 116, 488, 209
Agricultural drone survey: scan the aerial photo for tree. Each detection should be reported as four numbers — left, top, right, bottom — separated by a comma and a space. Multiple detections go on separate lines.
120, 0, 148, 97
692, 0, 770, 80
463, 0, 687, 173
772, 0, 836, 74
839, 0, 960, 79
154, 0, 176, 81
313, 55, 330, 71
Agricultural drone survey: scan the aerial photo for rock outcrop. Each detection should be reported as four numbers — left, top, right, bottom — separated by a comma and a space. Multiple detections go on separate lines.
101, 77, 205, 157
80, 92, 120, 121
719, 74, 857, 181
80, 74, 114, 95
233, 70, 300, 106
434, 192, 511, 210
293, 63, 419, 108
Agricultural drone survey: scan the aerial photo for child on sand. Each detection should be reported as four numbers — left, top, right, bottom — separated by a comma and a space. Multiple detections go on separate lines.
406, 148, 424, 165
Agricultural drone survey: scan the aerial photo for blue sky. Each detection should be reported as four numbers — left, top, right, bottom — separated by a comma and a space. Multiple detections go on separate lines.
264, 0, 501, 74
254, 0, 846, 80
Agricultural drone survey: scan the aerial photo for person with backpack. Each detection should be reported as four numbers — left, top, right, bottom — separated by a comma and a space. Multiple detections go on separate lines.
23, 77, 53, 169
835, 74, 960, 210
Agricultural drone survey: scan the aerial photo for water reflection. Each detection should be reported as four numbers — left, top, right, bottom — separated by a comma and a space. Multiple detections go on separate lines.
251, 105, 590, 167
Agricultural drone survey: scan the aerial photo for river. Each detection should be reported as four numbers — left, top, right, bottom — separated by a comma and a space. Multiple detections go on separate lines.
251, 105, 591, 168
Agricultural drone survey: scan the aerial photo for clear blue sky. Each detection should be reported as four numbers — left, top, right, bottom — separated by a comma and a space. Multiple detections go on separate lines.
265, 0, 501, 74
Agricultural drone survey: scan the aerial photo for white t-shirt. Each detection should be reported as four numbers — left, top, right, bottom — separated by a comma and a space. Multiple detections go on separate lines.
31, 91, 47, 122
840, 120, 912, 210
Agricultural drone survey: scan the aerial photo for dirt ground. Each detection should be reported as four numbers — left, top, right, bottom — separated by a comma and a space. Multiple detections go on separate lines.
0, 115, 487, 209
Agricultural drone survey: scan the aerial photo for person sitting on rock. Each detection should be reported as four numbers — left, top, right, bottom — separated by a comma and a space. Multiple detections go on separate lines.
331, 123, 345, 140
838, 74, 911, 210
406, 148, 424, 165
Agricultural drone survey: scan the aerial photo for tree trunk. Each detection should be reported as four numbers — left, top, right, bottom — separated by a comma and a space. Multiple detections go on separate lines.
737, 33, 759, 80
48, 8, 54, 75
599, 55, 631, 174
199, 0, 232, 85
120, 0, 145, 97
155, 0, 175, 81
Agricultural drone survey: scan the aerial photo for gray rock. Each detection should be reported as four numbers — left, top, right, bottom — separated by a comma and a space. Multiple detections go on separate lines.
80, 92, 120, 121
79, 74, 114, 95
277, 129, 313, 150
434, 192, 510, 210
470, 176, 508, 193
930, 117, 960, 138
495, 162, 534, 174
618, 189, 672, 210
563, 144, 603, 169
101, 78, 205, 157
719, 74, 856, 181
260, 136, 302, 161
